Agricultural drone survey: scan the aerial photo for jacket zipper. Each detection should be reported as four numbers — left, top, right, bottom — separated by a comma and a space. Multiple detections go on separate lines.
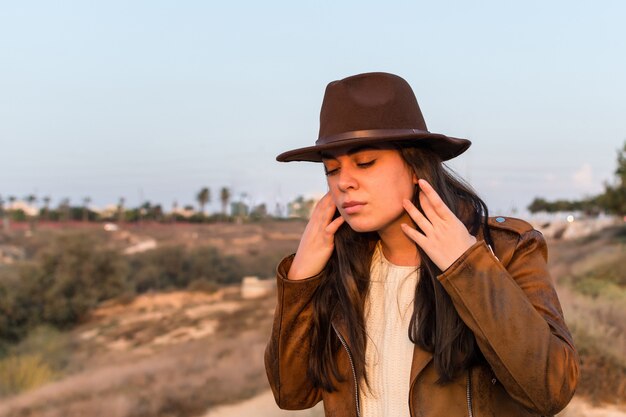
332, 323, 361, 417
466, 368, 474, 417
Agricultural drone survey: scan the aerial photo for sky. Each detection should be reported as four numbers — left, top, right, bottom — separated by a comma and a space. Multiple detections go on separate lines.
1, 1, 625, 217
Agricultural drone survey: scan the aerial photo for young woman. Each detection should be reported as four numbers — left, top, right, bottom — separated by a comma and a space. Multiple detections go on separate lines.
265, 72, 579, 417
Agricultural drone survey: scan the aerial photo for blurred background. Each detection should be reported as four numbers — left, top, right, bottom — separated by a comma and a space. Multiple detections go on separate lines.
0, 1, 625, 416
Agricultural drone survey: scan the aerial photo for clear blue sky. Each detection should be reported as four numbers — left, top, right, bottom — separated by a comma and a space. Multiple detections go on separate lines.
1, 1, 625, 216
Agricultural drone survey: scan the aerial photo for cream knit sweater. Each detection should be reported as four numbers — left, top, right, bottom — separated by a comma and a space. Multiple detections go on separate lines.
361, 242, 420, 417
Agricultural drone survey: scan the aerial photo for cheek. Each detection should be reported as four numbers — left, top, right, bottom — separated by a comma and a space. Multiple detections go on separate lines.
380, 172, 415, 201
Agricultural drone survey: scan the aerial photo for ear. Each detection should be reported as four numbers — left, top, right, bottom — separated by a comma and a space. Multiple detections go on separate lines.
412, 173, 419, 184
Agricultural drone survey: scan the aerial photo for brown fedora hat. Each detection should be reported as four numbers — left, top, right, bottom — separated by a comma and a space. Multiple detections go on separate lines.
276, 72, 471, 162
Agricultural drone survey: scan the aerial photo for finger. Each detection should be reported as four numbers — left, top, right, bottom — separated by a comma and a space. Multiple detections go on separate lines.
400, 223, 426, 248
325, 215, 345, 235
418, 179, 454, 221
402, 199, 433, 234
317, 193, 338, 221
418, 189, 440, 225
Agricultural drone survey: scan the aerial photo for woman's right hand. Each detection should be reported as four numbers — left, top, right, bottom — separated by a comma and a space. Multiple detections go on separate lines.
288, 193, 345, 280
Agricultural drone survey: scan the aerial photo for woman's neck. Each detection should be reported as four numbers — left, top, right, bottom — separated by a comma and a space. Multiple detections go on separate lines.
378, 216, 420, 267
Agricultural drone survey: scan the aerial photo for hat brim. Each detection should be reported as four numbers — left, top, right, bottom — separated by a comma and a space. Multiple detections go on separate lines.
276, 131, 471, 162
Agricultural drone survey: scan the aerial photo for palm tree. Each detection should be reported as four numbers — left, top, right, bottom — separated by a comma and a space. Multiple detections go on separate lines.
171, 200, 178, 224
6, 196, 16, 228
25, 194, 37, 207
117, 197, 125, 224
42, 196, 51, 221
0, 195, 9, 231
59, 198, 71, 222
82, 197, 91, 222
25, 194, 38, 231
0, 195, 5, 230
196, 187, 210, 216
220, 187, 231, 215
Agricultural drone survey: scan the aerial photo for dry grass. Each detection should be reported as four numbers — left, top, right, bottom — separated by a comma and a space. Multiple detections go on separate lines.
548, 225, 626, 405
0, 355, 56, 396
559, 286, 626, 403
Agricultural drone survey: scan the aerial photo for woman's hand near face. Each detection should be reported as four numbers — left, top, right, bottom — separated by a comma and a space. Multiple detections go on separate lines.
401, 179, 477, 271
288, 193, 345, 280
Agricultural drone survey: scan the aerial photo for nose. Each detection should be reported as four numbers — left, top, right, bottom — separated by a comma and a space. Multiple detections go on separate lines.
337, 165, 358, 192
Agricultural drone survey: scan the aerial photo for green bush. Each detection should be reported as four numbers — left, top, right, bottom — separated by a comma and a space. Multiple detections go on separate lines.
0, 231, 257, 346
35, 233, 130, 327
127, 245, 244, 292
574, 277, 626, 300
0, 233, 129, 341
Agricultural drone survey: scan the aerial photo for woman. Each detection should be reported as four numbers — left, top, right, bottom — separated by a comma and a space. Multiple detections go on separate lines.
265, 72, 579, 417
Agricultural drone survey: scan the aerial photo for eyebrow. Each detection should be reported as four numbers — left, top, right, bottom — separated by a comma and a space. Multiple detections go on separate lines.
320, 145, 381, 160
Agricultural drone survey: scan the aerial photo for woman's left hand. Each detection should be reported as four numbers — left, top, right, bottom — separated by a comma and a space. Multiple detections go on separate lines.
401, 178, 477, 271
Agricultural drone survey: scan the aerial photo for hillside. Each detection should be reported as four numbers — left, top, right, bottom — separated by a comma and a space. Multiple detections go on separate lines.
0, 221, 624, 416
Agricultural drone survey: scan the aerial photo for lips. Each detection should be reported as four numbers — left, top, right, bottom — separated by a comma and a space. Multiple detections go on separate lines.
342, 201, 366, 214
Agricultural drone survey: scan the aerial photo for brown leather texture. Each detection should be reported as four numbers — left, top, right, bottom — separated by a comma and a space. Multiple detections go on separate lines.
265, 217, 579, 417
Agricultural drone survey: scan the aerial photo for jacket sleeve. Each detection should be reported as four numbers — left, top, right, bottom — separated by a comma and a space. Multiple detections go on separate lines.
437, 229, 579, 416
264, 254, 324, 410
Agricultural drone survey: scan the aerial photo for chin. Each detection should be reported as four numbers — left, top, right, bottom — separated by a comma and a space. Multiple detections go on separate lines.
344, 217, 380, 233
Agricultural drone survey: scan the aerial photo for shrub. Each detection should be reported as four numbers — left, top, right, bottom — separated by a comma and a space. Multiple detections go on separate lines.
128, 245, 244, 292
0, 233, 130, 341
0, 354, 56, 396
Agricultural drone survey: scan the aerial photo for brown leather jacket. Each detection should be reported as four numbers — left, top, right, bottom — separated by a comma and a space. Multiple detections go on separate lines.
265, 217, 579, 417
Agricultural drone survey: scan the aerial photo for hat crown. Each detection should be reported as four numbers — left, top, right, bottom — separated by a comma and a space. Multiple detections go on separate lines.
318, 72, 428, 143
275, 71, 471, 163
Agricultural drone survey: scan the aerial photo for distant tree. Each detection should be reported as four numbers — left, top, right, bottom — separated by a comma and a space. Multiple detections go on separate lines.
0, 195, 6, 231
58, 198, 71, 222
528, 197, 549, 214
25, 194, 37, 209
528, 140, 626, 216
288, 195, 317, 218
41, 196, 51, 221
598, 141, 626, 216
171, 200, 178, 224
220, 187, 231, 215
152, 204, 164, 221
230, 201, 249, 218
250, 203, 268, 220
196, 187, 210, 216
6, 196, 17, 227
117, 197, 125, 223
82, 197, 91, 222
25, 194, 38, 231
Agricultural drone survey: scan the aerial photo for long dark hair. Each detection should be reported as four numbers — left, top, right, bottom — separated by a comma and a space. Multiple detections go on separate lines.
308, 143, 494, 391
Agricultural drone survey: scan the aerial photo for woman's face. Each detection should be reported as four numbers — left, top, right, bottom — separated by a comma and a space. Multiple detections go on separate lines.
322, 144, 417, 233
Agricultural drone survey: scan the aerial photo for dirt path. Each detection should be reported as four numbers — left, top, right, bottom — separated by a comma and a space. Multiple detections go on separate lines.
204, 390, 323, 417
203, 391, 626, 417
558, 398, 626, 417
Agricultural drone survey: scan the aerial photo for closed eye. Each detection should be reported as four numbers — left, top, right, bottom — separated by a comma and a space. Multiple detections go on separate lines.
357, 160, 376, 168
324, 167, 339, 176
